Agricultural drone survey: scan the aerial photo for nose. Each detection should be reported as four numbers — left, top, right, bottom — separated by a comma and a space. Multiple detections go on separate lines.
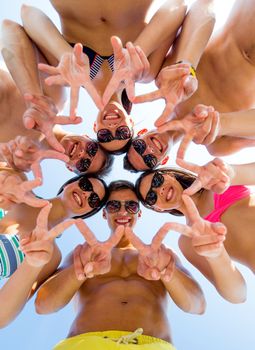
159, 186, 166, 197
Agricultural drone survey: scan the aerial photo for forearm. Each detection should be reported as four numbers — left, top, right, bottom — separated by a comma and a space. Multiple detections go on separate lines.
1, 20, 42, 96
35, 264, 83, 314
0, 260, 42, 328
206, 248, 247, 303
230, 162, 255, 186
133, 0, 187, 57
164, 0, 215, 67
162, 266, 206, 314
219, 109, 255, 138
21, 5, 73, 63
207, 136, 255, 156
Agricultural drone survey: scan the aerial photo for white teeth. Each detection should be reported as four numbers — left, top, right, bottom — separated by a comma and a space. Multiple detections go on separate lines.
73, 192, 82, 207
167, 188, 173, 201
70, 143, 78, 158
104, 114, 119, 120
151, 137, 162, 152
116, 219, 130, 224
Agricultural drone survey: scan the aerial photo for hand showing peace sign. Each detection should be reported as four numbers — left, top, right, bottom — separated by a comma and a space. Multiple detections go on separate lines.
180, 195, 227, 259
0, 171, 48, 209
0, 136, 69, 179
74, 219, 125, 280
20, 204, 75, 267
102, 36, 150, 105
134, 63, 197, 127
176, 157, 232, 195
38, 43, 104, 114
125, 223, 179, 282
23, 94, 82, 153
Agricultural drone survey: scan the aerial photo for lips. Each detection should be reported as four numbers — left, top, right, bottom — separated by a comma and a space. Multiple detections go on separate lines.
115, 217, 131, 225
72, 191, 83, 207
151, 137, 163, 152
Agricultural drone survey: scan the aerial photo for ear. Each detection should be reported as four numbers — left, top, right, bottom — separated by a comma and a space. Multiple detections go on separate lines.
93, 122, 97, 132
129, 117, 134, 127
161, 156, 169, 165
102, 208, 107, 220
138, 209, 142, 218
137, 128, 148, 136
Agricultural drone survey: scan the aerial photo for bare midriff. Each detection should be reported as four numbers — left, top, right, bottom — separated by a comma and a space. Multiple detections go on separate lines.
50, 0, 155, 55
67, 248, 172, 342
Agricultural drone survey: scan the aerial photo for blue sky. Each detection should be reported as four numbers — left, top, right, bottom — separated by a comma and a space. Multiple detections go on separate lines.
1, 1, 255, 349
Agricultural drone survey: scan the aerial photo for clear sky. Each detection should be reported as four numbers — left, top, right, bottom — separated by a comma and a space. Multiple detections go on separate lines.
1, 1, 255, 349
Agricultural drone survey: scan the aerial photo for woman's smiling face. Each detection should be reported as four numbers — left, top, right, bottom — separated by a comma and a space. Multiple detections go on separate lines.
139, 171, 184, 211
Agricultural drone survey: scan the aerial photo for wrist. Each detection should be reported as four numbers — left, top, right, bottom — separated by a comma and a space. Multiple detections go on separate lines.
176, 60, 196, 78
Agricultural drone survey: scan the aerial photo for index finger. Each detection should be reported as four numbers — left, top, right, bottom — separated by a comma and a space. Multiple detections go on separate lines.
102, 73, 121, 106
182, 194, 200, 223
43, 129, 65, 153
20, 177, 42, 192
176, 133, 194, 160
104, 225, 125, 249
75, 219, 98, 245
176, 158, 201, 174
49, 219, 75, 240
124, 227, 147, 252
38, 150, 69, 163
133, 89, 162, 103
36, 203, 52, 229
151, 222, 173, 249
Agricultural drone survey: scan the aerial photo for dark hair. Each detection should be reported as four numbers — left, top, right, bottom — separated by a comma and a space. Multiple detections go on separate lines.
121, 89, 132, 115
135, 167, 204, 216
123, 153, 139, 173
106, 138, 133, 155
108, 180, 136, 195
57, 174, 109, 219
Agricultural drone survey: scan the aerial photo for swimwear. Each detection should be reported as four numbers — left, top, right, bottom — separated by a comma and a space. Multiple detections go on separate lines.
53, 329, 175, 350
69, 43, 114, 80
0, 209, 25, 279
204, 185, 251, 223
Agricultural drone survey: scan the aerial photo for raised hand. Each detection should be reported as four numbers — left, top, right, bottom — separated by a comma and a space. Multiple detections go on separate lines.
0, 136, 69, 179
0, 171, 48, 209
133, 63, 197, 126
74, 219, 125, 280
102, 36, 150, 105
156, 104, 220, 159
125, 224, 177, 282
20, 204, 75, 267
179, 195, 227, 259
23, 93, 82, 152
38, 43, 103, 114
176, 157, 231, 195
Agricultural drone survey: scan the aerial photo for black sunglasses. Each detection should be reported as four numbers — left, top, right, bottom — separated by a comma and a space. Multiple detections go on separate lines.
105, 200, 140, 214
145, 172, 164, 206
132, 139, 157, 169
78, 177, 101, 208
75, 142, 99, 172
97, 126, 132, 143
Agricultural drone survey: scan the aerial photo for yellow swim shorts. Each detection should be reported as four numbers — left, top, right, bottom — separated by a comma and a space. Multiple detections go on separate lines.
53, 329, 176, 350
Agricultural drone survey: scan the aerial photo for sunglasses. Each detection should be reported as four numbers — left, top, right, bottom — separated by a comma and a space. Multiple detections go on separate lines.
105, 200, 140, 214
97, 126, 132, 143
132, 139, 157, 169
78, 177, 101, 208
145, 172, 164, 206
75, 142, 99, 172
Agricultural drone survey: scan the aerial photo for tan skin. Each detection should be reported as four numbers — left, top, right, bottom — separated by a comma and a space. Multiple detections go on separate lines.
36, 188, 204, 343
173, 0, 255, 154
138, 171, 255, 280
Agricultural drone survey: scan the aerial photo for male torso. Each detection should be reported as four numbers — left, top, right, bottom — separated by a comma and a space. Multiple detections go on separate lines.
68, 246, 172, 342
49, 0, 156, 54
176, 0, 255, 116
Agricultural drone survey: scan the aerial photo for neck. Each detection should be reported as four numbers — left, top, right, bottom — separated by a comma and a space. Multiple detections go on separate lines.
48, 197, 70, 228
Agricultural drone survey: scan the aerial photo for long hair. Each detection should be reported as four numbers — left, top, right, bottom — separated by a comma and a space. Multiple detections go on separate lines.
135, 167, 204, 216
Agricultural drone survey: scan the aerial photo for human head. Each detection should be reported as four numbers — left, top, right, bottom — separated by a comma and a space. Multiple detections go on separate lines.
94, 89, 134, 154
123, 130, 172, 172
103, 180, 141, 232
57, 174, 109, 219
136, 167, 203, 216
60, 134, 114, 175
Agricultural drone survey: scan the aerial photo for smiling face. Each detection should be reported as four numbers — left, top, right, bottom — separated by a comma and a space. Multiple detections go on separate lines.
126, 130, 171, 171
60, 177, 106, 217
103, 188, 141, 231
94, 101, 134, 152
138, 171, 184, 212
61, 135, 106, 174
